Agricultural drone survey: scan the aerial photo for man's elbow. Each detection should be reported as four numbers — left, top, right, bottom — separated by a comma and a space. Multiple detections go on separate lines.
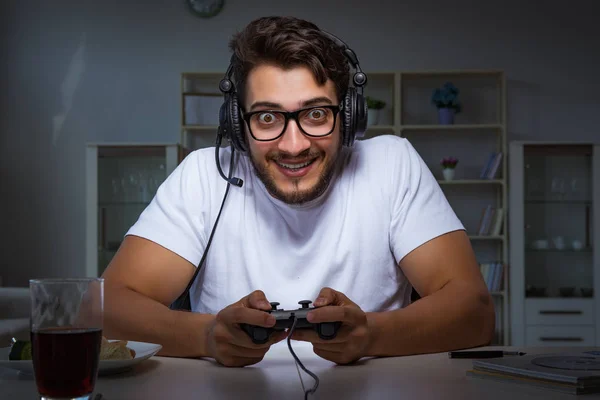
471, 289, 496, 346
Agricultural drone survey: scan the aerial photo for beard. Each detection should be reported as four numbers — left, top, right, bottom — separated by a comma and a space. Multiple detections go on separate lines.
250, 143, 342, 205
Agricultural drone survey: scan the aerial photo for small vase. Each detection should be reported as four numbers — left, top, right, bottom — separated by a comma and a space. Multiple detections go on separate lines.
367, 109, 380, 126
442, 168, 455, 181
438, 108, 455, 125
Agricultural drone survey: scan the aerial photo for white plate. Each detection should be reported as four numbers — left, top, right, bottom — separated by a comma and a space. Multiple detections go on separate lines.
0, 341, 162, 376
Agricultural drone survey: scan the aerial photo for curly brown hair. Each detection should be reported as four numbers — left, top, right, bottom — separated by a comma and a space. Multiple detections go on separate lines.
228, 16, 350, 107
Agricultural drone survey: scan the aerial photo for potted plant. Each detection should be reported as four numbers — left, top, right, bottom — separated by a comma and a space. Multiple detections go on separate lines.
431, 82, 461, 124
440, 156, 458, 181
366, 96, 386, 126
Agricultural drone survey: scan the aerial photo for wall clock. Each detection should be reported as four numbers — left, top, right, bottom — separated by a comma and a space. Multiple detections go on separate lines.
186, 0, 225, 18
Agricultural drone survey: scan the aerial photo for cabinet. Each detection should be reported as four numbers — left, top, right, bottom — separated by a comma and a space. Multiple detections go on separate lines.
85, 143, 189, 277
509, 142, 600, 346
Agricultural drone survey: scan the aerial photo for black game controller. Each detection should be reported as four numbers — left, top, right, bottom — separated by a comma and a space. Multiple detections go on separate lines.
240, 300, 342, 345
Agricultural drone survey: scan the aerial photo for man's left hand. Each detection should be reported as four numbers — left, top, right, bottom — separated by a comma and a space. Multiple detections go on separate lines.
289, 287, 370, 365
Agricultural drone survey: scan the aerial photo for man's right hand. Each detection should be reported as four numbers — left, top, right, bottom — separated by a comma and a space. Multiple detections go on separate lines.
205, 290, 287, 367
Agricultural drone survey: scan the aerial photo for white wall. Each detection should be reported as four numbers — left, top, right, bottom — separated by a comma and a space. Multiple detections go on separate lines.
1, 0, 598, 286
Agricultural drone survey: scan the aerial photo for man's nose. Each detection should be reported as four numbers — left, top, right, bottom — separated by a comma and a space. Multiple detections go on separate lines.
277, 119, 311, 156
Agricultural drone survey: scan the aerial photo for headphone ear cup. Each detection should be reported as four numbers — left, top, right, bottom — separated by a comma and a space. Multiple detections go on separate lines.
227, 94, 247, 152
342, 88, 357, 147
353, 91, 368, 140
219, 99, 231, 139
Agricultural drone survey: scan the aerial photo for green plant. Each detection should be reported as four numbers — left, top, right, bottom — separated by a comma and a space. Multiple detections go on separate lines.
366, 96, 386, 110
431, 82, 461, 113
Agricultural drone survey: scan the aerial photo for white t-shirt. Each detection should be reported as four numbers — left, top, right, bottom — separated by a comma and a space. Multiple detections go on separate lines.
126, 135, 464, 313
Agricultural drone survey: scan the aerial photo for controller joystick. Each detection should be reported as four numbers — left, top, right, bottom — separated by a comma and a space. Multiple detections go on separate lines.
240, 300, 342, 345
298, 300, 312, 308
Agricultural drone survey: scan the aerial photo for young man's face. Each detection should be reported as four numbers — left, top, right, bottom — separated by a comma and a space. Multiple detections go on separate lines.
243, 64, 342, 205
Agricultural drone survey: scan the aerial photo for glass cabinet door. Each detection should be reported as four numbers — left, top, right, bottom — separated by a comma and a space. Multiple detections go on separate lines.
86, 144, 187, 277
523, 144, 594, 299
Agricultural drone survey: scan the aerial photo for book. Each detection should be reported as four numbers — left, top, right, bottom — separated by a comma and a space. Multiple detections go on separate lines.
479, 152, 503, 179
467, 351, 600, 395
467, 368, 600, 394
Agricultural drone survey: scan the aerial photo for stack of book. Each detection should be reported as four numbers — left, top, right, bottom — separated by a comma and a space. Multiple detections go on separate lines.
477, 205, 504, 236
480, 152, 503, 179
479, 262, 504, 292
467, 351, 600, 394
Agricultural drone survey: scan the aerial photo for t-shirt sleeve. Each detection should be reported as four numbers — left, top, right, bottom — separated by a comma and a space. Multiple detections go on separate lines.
125, 152, 207, 266
388, 137, 465, 263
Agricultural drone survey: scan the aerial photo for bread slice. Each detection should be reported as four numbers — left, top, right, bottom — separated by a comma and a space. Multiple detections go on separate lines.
100, 337, 136, 360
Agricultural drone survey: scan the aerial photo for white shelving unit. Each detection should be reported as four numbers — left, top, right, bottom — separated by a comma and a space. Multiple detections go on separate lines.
85, 143, 188, 277
180, 72, 224, 150
358, 70, 508, 344
509, 141, 600, 346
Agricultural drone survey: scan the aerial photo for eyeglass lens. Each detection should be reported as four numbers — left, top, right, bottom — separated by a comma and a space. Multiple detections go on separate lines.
249, 107, 336, 140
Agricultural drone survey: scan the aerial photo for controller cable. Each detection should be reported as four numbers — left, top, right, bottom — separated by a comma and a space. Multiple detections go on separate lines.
287, 316, 319, 399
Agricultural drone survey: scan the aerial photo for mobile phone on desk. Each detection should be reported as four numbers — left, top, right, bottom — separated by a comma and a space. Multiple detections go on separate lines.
448, 350, 526, 359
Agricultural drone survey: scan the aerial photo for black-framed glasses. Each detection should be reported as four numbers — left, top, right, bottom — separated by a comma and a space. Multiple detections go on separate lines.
241, 104, 342, 142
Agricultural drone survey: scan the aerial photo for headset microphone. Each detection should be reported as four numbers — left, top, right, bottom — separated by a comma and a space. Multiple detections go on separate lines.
215, 128, 244, 187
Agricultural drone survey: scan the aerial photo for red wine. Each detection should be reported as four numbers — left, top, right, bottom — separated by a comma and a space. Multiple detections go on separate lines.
31, 327, 102, 398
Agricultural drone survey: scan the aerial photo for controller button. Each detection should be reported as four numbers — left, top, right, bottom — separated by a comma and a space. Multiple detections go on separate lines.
255, 329, 269, 342
298, 300, 312, 308
320, 324, 335, 337
270, 302, 280, 310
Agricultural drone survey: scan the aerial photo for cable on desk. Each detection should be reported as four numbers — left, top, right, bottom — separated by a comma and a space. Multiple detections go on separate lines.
287, 317, 319, 399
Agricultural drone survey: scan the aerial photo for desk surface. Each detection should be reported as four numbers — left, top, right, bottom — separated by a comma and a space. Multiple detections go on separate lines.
2, 341, 600, 400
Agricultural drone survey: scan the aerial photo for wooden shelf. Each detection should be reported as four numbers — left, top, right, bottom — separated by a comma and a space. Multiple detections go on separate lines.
525, 199, 591, 205
182, 92, 221, 97
469, 235, 506, 241
400, 70, 504, 77
438, 179, 504, 185
526, 248, 593, 253
366, 125, 395, 131
401, 124, 503, 132
182, 125, 219, 131
181, 72, 223, 78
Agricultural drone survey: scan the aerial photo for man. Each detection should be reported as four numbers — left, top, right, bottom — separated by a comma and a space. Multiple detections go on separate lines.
102, 16, 495, 368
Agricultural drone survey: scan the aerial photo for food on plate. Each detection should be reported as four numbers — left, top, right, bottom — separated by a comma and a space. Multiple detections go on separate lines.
100, 336, 136, 360
8, 336, 136, 361
8, 340, 32, 361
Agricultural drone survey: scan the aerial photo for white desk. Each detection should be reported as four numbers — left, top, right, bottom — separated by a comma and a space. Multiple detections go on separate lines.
2, 342, 600, 399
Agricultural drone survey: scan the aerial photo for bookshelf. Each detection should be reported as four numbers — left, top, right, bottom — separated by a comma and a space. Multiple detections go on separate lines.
359, 70, 508, 345
180, 72, 224, 149
179, 70, 509, 345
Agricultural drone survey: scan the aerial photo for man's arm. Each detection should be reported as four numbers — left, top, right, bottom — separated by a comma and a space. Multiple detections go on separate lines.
102, 235, 285, 364
101, 235, 214, 358
365, 229, 495, 357
290, 230, 494, 364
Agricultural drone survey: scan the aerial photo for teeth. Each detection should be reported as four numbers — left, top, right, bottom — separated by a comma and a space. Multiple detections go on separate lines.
277, 160, 313, 169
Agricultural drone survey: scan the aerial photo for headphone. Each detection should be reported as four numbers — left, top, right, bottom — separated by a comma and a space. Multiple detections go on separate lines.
217, 30, 368, 155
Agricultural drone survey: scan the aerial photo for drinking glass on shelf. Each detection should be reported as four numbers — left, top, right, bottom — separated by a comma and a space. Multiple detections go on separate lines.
550, 177, 565, 200
30, 278, 104, 400
111, 178, 120, 202
526, 177, 543, 199
569, 177, 585, 202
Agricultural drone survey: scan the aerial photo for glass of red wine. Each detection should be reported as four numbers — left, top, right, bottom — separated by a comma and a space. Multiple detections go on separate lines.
29, 278, 104, 400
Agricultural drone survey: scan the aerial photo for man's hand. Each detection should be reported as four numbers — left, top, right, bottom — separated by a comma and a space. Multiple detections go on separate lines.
205, 290, 287, 367
290, 287, 370, 365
